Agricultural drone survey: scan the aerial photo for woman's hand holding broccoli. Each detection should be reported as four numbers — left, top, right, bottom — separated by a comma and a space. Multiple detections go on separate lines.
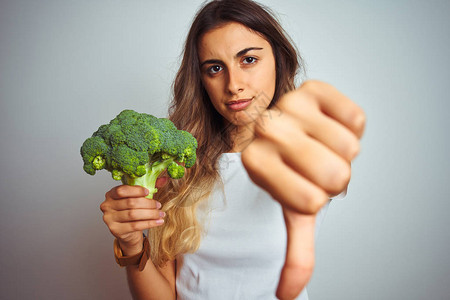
100, 182, 166, 255
241, 80, 366, 300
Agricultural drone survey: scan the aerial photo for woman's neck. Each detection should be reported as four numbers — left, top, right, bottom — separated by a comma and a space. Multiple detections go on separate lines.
229, 122, 256, 153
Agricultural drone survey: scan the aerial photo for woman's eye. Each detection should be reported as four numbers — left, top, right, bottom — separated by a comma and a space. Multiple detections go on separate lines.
208, 65, 223, 74
243, 57, 257, 64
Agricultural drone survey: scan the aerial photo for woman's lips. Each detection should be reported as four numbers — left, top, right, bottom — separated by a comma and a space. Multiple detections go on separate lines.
226, 98, 253, 111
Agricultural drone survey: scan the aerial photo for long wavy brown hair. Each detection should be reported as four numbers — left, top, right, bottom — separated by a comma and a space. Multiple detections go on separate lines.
148, 0, 303, 267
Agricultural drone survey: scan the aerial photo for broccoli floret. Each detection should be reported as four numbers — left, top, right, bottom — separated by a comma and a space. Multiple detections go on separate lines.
80, 109, 197, 199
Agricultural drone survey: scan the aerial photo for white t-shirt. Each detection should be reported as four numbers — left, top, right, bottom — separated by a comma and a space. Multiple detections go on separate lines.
176, 153, 330, 300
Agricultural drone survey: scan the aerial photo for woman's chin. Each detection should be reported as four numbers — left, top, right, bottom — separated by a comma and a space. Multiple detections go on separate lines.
228, 113, 258, 128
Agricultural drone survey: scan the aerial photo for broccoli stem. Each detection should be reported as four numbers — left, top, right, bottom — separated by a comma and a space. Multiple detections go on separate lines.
122, 158, 174, 199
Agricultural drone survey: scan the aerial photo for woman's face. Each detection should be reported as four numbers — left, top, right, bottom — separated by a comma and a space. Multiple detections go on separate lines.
198, 22, 276, 128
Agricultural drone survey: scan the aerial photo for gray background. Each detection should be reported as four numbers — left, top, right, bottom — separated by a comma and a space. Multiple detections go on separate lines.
1, 0, 449, 299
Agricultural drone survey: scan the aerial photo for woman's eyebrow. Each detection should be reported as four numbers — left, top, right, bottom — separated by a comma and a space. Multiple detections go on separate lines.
200, 47, 263, 67
235, 47, 263, 58
200, 59, 222, 67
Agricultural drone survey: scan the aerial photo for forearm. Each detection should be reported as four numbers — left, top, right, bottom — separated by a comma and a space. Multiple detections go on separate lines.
120, 242, 175, 300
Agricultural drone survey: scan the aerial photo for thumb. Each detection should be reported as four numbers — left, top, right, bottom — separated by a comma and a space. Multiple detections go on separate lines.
276, 209, 316, 300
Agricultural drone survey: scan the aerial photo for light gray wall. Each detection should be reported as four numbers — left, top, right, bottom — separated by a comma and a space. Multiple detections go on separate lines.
1, 0, 449, 299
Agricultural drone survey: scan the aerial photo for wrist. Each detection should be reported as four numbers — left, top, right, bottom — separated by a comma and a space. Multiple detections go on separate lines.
114, 235, 151, 271
118, 235, 144, 256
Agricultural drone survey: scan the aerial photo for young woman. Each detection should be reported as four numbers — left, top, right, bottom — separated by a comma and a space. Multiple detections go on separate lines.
100, 1, 365, 299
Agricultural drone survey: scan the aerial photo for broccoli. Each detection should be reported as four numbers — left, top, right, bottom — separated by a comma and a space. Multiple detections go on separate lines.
80, 109, 197, 199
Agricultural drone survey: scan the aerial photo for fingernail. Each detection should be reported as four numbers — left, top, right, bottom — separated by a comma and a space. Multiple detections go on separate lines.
156, 202, 162, 209
144, 188, 149, 195
156, 219, 164, 224
159, 211, 166, 218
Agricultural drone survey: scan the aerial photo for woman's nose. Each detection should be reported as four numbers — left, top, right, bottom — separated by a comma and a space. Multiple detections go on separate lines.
226, 67, 245, 95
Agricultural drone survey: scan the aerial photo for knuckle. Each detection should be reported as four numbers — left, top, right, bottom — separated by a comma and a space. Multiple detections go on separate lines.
127, 210, 138, 220
114, 186, 126, 198
326, 163, 351, 195
99, 201, 107, 212
102, 213, 108, 224
126, 197, 137, 208
102, 213, 113, 226
300, 79, 324, 93
349, 107, 366, 136
348, 140, 361, 160
301, 188, 328, 214
342, 138, 360, 161
287, 89, 319, 114
253, 111, 285, 140
254, 108, 302, 145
